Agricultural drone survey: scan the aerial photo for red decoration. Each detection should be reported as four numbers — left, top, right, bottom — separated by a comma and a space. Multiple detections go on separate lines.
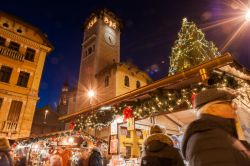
123, 107, 133, 122
69, 122, 75, 130
191, 93, 196, 109
12, 143, 17, 148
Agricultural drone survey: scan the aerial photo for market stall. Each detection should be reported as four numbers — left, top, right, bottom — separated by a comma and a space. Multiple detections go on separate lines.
13, 130, 108, 166
59, 53, 250, 165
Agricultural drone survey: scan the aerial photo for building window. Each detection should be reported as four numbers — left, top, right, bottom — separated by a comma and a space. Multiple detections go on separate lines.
17, 29, 22, 33
136, 81, 141, 88
104, 76, 109, 87
25, 48, 35, 62
125, 146, 131, 159
17, 71, 30, 87
0, 66, 12, 83
0, 98, 3, 109
9, 41, 20, 51
126, 130, 131, 138
7, 100, 22, 122
0, 36, 6, 46
3, 23, 9, 28
121, 127, 130, 138
136, 130, 143, 139
88, 47, 92, 54
124, 76, 129, 87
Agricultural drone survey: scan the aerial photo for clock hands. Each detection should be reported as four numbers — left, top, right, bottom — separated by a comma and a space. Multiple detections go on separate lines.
108, 36, 113, 45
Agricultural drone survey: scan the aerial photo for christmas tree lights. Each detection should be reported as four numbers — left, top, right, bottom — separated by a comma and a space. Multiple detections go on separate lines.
169, 18, 221, 75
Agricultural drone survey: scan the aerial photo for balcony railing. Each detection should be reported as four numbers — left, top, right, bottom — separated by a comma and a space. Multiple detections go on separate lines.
0, 120, 18, 133
0, 45, 25, 62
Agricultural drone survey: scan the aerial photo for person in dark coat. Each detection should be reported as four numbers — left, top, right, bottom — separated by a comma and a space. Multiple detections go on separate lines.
181, 88, 250, 166
141, 125, 184, 166
16, 155, 27, 166
0, 137, 13, 166
88, 147, 103, 166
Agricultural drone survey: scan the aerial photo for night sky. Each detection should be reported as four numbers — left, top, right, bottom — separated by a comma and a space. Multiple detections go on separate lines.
1, 0, 250, 109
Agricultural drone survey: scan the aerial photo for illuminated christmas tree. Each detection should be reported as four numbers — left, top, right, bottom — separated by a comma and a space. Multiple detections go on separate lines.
169, 18, 220, 75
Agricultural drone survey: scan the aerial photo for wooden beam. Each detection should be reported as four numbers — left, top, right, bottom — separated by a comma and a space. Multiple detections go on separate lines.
163, 114, 184, 127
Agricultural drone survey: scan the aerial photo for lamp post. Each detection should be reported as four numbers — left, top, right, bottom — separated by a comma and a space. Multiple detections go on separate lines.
87, 89, 96, 135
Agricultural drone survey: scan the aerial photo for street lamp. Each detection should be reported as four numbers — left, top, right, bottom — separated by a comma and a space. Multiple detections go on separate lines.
45, 109, 49, 120
87, 90, 95, 98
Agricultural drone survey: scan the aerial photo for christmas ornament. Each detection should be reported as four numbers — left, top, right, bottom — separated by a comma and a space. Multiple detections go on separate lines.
123, 107, 133, 122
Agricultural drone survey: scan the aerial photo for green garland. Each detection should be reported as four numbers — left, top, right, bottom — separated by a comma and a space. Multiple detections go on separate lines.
74, 71, 239, 131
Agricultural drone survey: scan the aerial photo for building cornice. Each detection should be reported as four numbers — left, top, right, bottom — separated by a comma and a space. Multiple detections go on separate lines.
0, 27, 52, 53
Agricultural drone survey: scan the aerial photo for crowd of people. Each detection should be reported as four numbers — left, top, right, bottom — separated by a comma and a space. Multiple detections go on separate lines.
1, 88, 250, 166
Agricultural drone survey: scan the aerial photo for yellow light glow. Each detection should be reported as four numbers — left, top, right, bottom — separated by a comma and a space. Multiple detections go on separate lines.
68, 137, 74, 144
245, 10, 250, 21
87, 90, 95, 98
200, 1, 250, 52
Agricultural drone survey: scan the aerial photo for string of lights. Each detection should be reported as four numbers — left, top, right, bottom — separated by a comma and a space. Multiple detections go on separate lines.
74, 71, 241, 131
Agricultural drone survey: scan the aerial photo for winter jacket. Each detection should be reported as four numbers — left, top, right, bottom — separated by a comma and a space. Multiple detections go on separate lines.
88, 148, 103, 166
141, 133, 184, 166
0, 150, 13, 166
181, 114, 250, 166
16, 156, 27, 166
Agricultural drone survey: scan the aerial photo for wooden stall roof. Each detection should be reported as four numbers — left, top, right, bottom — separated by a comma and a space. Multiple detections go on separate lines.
59, 53, 240, 121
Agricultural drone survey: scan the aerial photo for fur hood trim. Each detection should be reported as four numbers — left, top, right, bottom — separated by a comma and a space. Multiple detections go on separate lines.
143, 133, 173, 147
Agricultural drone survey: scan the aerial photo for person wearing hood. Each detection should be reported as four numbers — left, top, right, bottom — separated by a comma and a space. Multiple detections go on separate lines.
181, 88, 250, 166
140, 125, 184, 166
88, 142, 103, 166
0, 137, 13, 166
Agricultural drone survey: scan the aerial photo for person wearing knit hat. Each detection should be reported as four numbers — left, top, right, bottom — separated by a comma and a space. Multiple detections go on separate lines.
181, 88, 250, 166
0, 137, 13, 166
140, 125, 184, 166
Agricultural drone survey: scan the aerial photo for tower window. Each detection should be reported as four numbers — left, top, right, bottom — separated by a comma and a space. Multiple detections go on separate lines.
136, 81, 141, 88
25, 48, 35, 62
93, 44, 95, 51
0, 66, 12, 83
0, 36, 6, 46
124, 76, 130, 87
104, 76, 109, 87
17, 71, 30, 87
9, 41, 20, 51
88, 47, 93, 54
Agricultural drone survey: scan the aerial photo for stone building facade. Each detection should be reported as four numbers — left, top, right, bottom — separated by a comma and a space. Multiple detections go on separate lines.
75, 9, 151, 114
0, 12, 52, 139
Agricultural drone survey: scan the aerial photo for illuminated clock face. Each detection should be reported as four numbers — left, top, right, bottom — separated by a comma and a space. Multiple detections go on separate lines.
104, 32, 116, 46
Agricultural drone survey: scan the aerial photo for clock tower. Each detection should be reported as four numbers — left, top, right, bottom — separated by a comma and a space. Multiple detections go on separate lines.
77, 9, 122, 109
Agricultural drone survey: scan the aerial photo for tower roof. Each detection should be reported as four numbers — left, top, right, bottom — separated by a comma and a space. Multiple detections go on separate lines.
83, 8, 123, 31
